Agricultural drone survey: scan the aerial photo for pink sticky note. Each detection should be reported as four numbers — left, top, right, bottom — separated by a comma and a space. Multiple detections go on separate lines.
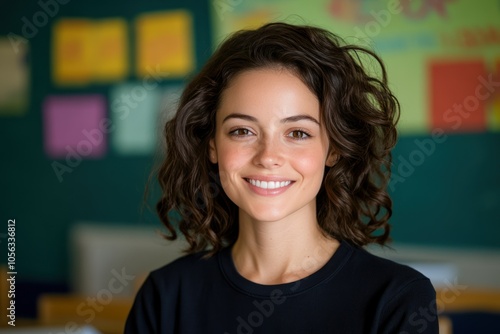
43, 95, 107, 158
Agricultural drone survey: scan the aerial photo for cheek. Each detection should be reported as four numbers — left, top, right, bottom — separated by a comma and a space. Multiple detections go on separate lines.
218, 146, 246, 170
293, 150, 327, 182
216, 144, 249, 187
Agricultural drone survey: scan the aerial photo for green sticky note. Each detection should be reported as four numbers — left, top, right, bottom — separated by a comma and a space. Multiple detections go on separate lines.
110, 82, 162, 155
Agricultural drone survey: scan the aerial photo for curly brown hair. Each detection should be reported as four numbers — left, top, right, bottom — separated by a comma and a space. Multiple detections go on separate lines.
155, 22, 400, 255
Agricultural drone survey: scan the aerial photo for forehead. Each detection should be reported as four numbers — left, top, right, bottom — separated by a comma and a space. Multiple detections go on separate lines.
217, 68, 320, 121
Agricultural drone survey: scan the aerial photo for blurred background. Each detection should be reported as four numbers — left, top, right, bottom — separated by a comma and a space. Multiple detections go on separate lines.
0, 0, 499, 333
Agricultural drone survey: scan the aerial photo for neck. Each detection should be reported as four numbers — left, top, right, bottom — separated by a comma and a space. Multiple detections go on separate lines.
231, 207, 339, 285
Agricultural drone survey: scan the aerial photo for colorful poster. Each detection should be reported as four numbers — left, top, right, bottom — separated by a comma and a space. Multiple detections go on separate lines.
136, 10, 195, 78
0, 37, 29, 115
211, 0, 500, 134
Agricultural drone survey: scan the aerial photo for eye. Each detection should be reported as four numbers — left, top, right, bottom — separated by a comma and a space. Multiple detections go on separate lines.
229, 128, 254, 137
287, 130, 311, 140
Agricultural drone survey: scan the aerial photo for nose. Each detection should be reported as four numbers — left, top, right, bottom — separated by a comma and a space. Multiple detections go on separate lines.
252, 136, 283, 168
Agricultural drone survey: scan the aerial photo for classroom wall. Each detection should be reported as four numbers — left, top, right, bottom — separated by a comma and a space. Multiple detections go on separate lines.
0, 0, 213, 286
1, 0, 499, 294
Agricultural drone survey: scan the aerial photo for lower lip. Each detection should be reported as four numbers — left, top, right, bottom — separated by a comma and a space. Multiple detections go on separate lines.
245, 180, 294, 196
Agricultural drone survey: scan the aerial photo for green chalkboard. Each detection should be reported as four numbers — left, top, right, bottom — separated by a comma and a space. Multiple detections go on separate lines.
390, 132, 500, 248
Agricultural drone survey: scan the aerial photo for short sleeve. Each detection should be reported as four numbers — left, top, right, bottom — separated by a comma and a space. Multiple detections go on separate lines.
378, 278, 439, 334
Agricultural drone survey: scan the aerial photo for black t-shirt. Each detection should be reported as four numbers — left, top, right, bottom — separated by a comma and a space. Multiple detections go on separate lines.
125, 241, 438, 333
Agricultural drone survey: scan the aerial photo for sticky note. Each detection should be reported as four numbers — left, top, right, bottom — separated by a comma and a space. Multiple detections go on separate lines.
93, 19, 128, 82
429, 60, 487, 132
110, 83, 162, 155
0, 37, 29, 115
136, 10, 195, 78
52, 19, 94, 85
43, 95, 107, 158
52, 18, 129, 85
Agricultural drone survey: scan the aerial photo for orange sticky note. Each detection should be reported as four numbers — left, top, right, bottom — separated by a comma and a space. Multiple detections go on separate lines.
136, 10, 195, 78
93, 19, 128, 82
429, 60, 487, 133
52, 19, 94, 85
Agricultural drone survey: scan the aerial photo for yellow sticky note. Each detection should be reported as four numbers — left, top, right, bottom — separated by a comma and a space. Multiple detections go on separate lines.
136, 10, 195, 78
52, 19, 94, 85
93, 19, 128, 82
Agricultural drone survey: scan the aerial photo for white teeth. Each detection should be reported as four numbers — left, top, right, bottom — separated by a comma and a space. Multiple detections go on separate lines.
247, 179, 291, 189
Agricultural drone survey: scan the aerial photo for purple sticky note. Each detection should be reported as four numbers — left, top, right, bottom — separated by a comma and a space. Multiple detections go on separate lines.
43, 95, 107, 159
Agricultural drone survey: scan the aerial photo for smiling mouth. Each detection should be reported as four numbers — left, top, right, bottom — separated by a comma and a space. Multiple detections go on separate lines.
244, 178, 293, 189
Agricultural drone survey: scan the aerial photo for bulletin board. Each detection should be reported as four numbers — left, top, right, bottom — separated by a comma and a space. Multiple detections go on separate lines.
0, 0, 212, 285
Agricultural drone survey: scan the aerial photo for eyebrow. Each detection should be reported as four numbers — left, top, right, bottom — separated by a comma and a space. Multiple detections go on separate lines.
222, 113, 320, 125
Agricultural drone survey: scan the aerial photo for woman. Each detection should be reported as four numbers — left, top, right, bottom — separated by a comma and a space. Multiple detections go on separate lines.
125, 22, 438, 333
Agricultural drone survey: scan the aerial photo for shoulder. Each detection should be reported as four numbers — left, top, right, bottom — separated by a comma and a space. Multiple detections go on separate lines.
131, 250, 219, 312
152, 250, 215, 274
339, 242, 436, 306
147, 250, 218, 287
343, 242, 431, 286
345, 243, 436, 306
125, 251, 217, 333
340, 243, 438, 332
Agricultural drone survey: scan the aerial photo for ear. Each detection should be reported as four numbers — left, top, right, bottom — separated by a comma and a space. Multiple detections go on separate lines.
325, 151, 337, 167
209, 138, 218, 164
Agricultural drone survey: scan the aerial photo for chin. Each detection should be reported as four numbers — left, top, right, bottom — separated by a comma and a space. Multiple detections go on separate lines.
242, 206, 291, 223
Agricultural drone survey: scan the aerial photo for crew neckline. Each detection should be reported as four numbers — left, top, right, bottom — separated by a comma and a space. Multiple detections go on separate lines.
218, 240, 353, 298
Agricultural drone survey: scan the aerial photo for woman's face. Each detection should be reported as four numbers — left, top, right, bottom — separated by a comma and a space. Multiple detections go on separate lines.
209, 68, 334, 223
